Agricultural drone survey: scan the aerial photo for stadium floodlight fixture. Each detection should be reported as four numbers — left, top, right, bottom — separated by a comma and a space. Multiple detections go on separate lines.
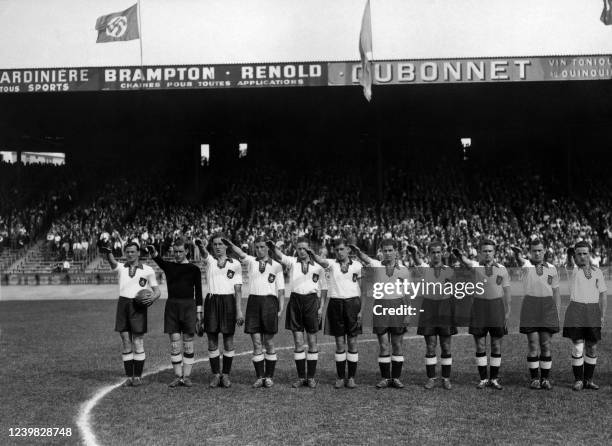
460, 138, 471, 148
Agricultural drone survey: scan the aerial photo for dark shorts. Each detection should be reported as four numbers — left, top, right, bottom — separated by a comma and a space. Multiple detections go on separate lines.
325, 297, 362, 337
417, 298, 458, 336
204, 293, 237, 335
519, 295, 559, 334
562, 301, 602, 342
373, 298, 407, 335
469, 298, 507, 338
164, 299, 197, 334
115, 296, 147, 334
245, 294, 278, 335
285, 292, 320, 333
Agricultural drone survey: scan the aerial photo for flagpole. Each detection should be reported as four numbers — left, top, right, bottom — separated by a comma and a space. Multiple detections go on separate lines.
137, 0, 144, 68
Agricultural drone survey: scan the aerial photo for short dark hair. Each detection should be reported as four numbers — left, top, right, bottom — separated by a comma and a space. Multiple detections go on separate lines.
296, 236, 310, 245
380, 239, 397, 249
124, 242, 139, 251
254, 236, 267, 244
210, 232, 225, 244
334, 238, 348, 248
173, 238, 188, 250
479, 239, 496, 250
574, 241, 591, 251
428, 240, 443, 252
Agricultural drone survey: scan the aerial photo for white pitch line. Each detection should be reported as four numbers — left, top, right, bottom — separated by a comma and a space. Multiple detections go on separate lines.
76, 333, 468, 446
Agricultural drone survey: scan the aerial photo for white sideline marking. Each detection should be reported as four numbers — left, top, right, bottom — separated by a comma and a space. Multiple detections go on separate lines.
76, 334, 468, 446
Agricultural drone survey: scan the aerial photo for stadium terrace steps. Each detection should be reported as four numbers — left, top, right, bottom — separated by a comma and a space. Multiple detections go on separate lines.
6, 242, 88, 274
0, 247, 29, 274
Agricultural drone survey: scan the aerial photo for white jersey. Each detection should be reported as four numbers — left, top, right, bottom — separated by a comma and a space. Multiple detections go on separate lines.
418, 264, 455, 300
243, 255, 284, 296
521, 260, 559, 297
280, 255, 327, 295
326, 259, 362, 299
113, 262, 158, 298
567, 265, 607, 304
368, 259, 410, 299
204, 256, 242, 295
467, 260, 509, 300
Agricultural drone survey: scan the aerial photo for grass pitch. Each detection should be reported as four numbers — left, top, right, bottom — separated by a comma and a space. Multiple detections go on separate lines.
1, 295, 611, 446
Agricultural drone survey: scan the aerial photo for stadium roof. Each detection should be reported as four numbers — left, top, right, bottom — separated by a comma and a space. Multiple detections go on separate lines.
0, 0, 611, 69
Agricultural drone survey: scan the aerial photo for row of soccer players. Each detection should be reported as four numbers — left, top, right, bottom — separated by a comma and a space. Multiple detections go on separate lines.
100, 235, 607, 391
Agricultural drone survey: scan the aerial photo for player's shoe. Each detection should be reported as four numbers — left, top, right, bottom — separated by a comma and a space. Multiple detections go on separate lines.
572, 380, 583, 391
529, 379, 541, 390
181, 377, 193, 387
263, 377, 274, 388
345, 377, 357, 389
584, 380, 599, 390
376, 379, 390, 389
390, 378, 405, 389
306, 378, 317, 389
424, 378, 436, 390
121, 378, 133, 387
476, 379, 489, 389
292, 379, 306, 388
334, 378, 345, 389
540, 379, 552, 390
252, 378, 264, 388
131, 377, 143, 387
220, 374, 231, 388
168, 377, 183, 388
489, 379, 503, 390
442, 378, 452, 390
209, 374, 221, 388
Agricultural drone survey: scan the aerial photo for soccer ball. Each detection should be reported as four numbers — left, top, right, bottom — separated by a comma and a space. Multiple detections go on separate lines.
134, 289, 154, 308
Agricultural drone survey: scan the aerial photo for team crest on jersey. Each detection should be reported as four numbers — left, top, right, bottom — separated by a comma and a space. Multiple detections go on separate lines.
352, 273, 358, 282
547, 275, 553, 285
227, 270, 235, 279
312, 273, 319, 283
268, 273, 276, 283
536, 264, 544, 276
583, 268, 592, 279
495, 275, 503, 285
139, 277, 147, 287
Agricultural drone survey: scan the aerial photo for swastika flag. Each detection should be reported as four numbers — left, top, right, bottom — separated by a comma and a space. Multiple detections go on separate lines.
95, 4, 140, 43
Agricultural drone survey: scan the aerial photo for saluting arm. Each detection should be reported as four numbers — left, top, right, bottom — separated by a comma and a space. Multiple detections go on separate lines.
223, 238, 247, 260
348, 244, 373, 265
305, 248, 329, 269
194, 238, 209, 260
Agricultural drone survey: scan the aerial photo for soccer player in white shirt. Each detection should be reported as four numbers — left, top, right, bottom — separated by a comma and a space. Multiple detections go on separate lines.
511, 240, 560, 390
350, 240, 409, 389
195, 234, 244, 388
100, 241, 160, 387
454, 240, 511, 390
562, 241, 608, 391
308, 239, 362, 389
225, 237, 285, 388
268, 237, 327, 388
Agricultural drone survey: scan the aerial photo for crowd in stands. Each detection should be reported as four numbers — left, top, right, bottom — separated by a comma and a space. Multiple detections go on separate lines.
1, 156, 610, 267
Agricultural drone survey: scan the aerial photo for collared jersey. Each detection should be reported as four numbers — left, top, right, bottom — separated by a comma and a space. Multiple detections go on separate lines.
326, 259, 362, 299
112, 262, 158, 298
204, 256, 242, 295
418, 264, 455, 300
368, 259, 410, 299
567, 265, 607, 304
467, 260, 509, 299
243, 255, 284, 296
280, 255, 327, 295
521, 260, 559, 297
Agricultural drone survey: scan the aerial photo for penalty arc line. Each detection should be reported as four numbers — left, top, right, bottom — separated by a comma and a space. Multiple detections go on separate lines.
76, 333, 469, 446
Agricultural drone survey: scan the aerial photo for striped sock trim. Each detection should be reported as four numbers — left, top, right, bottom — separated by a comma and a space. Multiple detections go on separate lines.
134, 352, 145, 361
335, 351, 347, 362
264, 353, 277, 361
252, 353, 264, 362
584, 355, 597, 365
223, 350, 235, 358
347, 352, 358, 362
208, 349, 220, 359
527, 356, 540, 369
170, 354, 183, 364
378, 355, 391, 364
490, 354, 501, 367
440, 356, 452, 366
475, 353, 487, 367
571, 355, 584, 367
183, 352, 195, 365
306, 352, 319, 361
391, 355, 404, 363
122, 352, 134, 361
294, 350, 306, 360
539, 355, 552, 370
425, 355, 437, 366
